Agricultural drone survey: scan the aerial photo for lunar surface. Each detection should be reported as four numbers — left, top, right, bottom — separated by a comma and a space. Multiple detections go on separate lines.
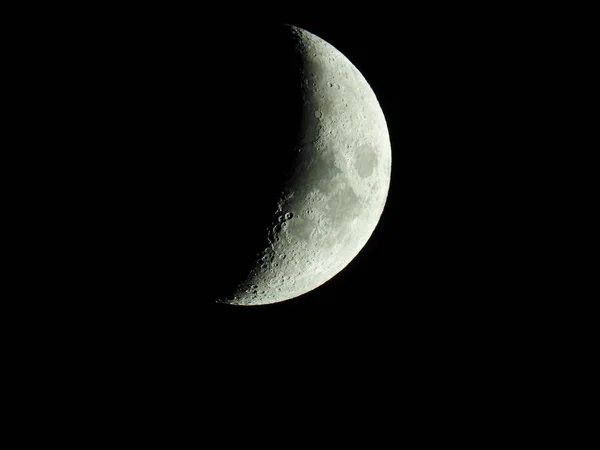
216, 25, 392, 306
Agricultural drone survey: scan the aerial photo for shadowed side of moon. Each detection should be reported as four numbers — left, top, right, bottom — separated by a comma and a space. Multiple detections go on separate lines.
195, 25, 309, 303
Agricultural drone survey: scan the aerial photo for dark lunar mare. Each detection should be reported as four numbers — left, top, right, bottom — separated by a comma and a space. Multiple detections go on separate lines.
75, 23, 304, 309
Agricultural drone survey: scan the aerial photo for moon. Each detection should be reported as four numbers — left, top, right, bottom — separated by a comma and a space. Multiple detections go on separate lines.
216, 25, 391, 306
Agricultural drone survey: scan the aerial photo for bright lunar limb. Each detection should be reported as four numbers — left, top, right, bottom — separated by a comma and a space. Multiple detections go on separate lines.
218, 25, 392, 306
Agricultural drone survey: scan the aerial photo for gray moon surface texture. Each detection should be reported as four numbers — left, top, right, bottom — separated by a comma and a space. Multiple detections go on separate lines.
219, 25, 391, 306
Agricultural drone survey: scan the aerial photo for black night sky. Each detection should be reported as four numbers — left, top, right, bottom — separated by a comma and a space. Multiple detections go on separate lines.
29, 11, 517, 377
16, 9, 546, 434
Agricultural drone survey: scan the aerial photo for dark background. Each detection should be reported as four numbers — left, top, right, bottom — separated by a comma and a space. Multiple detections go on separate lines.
11, 9, 559, 434
7, 6, 576, 437
23, 11, 526, 382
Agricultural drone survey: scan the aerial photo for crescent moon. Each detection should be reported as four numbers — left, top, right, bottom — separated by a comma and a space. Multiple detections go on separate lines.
218, 25, 391, 306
